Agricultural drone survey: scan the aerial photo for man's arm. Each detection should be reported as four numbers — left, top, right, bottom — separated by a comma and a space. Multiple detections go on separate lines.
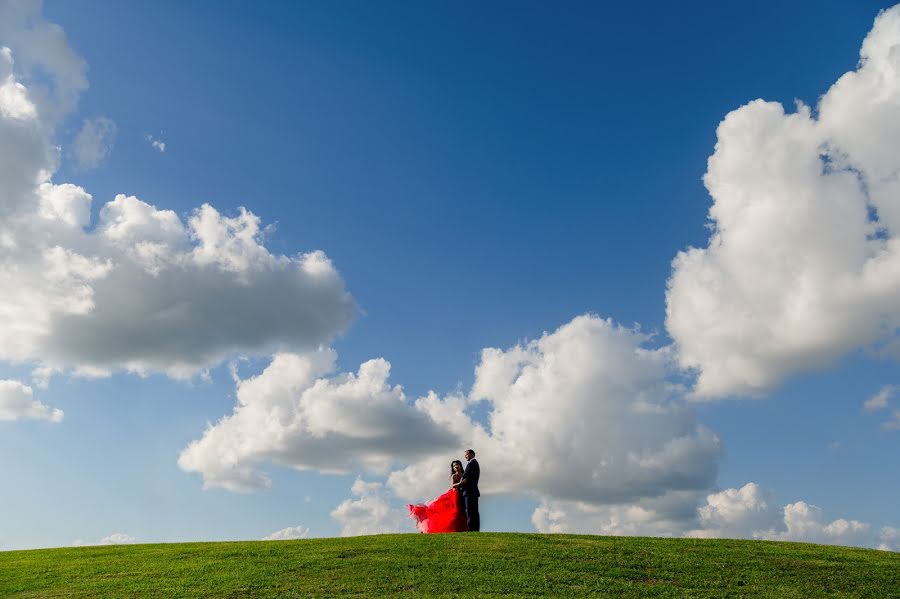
455, 462, 473, 488
459, 460, 479, 489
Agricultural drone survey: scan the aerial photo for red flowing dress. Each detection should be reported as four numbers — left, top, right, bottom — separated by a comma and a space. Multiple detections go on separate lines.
406, 479, 468, 533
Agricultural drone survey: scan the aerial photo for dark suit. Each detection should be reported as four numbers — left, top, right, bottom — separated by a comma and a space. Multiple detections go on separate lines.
462, 458, 480, 531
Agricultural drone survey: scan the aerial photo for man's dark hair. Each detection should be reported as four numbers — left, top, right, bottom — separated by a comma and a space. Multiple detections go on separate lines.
466, 449, 475, 456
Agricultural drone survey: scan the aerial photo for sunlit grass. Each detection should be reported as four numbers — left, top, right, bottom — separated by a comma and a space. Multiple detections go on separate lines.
1, 533, 897, 597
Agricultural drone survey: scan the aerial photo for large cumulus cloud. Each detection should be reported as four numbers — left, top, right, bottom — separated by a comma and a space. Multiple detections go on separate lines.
688, 483, 898, 551
0, 11, 356, 383
331, 479, 408, 536
3, 188, 357, 380
388, 315, 720, 506
532, 482, 899, 551
667, 6, 900, 398
531, 490, 706, 538
178, 349, 459, 491
532, 483, 900, 551
183, 314, 721, 518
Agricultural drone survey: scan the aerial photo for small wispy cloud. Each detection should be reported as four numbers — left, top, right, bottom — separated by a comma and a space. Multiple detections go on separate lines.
72, 116, 117, 170
145, 133, 166, 153
73, 532, 137, 546
883, 410, 900, 431
864, 385, 895, 412
0, 379, 63, 423
863, 385, 900, 431
262, 525, 310, 541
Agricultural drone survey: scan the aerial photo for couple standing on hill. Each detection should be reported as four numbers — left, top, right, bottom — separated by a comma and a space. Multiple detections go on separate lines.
407, 449, 480, 533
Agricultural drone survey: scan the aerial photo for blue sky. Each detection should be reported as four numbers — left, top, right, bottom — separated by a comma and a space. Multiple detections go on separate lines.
1, 0, 899, 550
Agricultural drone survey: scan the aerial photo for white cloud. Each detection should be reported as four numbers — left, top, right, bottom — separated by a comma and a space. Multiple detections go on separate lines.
0, 0, 87, 124
531, 482, 897, 551
0, 379, 62, 422
0, 47, 53, 223
864, 385, 895, 411
691, 483, 778, 538
38, 181, 91, 228
883, 409, 900, 430
758, 501, 872, 548
73, 532, 137, 546
178, 349, 458, 491
183, 314, 720, 522
145, 133, 165, 153
862, 385, 900, 429
532, 490, 706, 538
0, 42, 357, 383
666, 6, 900, 398
0, 187, 357, 381
99, 532, 137, 545
880, 526, 900, 551
262, 525, 310, 541
181, 313, 725, 545
687, 485, 893, 550
389, 315, 720, 506
331, 479, 408, 536
71, 116, 116, 170
0, 46, 36, 121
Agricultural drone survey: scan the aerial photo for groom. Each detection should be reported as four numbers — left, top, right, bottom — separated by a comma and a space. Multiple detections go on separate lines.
459, 448, 480, 532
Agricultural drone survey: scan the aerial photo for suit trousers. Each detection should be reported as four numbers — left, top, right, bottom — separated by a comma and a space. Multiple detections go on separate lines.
464, 494, 480, 532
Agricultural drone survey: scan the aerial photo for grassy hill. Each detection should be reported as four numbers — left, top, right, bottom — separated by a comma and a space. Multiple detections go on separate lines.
1, 533, 897, 597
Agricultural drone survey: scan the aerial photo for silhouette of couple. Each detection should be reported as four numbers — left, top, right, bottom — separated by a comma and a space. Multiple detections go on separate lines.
407, 449, 480, 533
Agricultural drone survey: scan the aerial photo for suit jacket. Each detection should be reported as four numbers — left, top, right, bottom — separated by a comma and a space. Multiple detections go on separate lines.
462, 458, 480, 497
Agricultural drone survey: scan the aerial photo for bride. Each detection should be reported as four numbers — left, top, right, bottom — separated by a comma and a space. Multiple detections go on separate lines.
406, 460, 468, 533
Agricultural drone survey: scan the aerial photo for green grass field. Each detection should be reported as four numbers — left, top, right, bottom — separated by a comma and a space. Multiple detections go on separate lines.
1, 533, 897, 597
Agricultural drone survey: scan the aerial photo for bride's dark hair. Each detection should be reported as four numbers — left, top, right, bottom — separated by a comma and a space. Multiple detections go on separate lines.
450, 460, 463, 474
